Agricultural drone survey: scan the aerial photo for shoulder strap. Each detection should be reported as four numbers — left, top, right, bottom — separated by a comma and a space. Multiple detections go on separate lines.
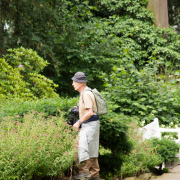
81, 88, 96, 113
82, 88, 92, 104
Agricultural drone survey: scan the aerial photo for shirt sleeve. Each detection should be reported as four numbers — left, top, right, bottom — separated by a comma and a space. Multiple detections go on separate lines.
83, 91, 93, 109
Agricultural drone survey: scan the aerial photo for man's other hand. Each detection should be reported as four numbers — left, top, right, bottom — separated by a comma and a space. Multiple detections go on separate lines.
73, 121, 80, 131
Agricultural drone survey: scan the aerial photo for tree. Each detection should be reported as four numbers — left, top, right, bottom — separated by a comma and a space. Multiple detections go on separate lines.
1, 0, 180, 97
0, 0, 58, 57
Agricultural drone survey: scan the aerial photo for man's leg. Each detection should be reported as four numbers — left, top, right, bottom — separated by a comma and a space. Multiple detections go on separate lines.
73, 160, 91, 179
87, 158, 100, 178
78, 160, 89, 174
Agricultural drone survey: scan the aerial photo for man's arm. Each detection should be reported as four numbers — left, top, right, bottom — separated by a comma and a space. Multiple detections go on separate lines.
73, 108, 93, 131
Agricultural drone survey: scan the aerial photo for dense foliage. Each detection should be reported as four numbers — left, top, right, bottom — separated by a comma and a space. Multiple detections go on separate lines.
0, 98, 77, 119
104, 59, 180, 126
1, 0, 180, 96
0, 0, 58, 57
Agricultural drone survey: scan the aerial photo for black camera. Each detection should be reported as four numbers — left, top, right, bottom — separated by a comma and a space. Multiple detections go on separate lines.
67, 107, 79, 126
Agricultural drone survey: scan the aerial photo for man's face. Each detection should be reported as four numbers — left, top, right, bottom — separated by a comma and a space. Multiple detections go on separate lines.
72, 81, 82, 91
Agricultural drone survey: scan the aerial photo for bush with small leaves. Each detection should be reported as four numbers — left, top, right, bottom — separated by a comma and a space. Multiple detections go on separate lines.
0, 47, 58, 99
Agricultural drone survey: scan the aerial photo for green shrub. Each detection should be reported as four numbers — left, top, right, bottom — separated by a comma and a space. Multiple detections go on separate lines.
150, 137, 180, 170
100, 112, 133, 154
0, 112, 77, 180
162, 167, 169, 173
99, 153, 123, 180
0, 58, 31, 99
99, 112, 133, 179
0, 47, 58, 99
4, 47, 48, 74
0, 97, 78, 119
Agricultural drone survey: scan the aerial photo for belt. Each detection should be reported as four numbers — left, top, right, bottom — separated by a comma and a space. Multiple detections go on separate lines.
83, 115, 99, 124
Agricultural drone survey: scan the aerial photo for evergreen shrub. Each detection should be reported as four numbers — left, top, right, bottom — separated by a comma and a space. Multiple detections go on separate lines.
99, 112, 133, 179
150, 137, 180, 170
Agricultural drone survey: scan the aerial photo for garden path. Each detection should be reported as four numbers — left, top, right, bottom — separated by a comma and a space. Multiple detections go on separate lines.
156, 164, 180, 180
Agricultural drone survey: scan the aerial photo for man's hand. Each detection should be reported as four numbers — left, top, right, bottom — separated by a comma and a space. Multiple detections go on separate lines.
71, 106, 78, 110
73, 121, 80, 131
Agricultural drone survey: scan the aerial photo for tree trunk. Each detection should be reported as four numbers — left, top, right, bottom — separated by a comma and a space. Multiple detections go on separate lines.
147, 0, 169, 28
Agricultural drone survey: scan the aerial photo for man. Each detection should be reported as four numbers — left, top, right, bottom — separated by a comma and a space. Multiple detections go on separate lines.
72, 72, 100, 180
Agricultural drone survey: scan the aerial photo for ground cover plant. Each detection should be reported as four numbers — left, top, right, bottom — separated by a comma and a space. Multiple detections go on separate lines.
0, 111, 77, 180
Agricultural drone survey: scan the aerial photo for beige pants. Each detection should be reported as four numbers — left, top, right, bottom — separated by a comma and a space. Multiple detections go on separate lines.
79, 158, 100, 178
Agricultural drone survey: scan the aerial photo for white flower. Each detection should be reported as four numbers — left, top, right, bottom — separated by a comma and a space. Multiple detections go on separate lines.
141, 120, 145, 126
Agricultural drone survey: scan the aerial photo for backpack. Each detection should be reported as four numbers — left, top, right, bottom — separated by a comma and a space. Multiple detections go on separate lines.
82, 88, 107, 116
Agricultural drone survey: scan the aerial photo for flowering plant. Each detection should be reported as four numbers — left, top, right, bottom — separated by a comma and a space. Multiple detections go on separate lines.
120, 123, 162, 178
0, 112, 77, 180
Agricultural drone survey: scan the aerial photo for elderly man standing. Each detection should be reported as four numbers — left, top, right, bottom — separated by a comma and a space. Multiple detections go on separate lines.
72, 72, 100, 180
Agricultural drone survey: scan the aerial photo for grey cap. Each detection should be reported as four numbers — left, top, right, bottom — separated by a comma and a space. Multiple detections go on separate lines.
71, 72, 87, 83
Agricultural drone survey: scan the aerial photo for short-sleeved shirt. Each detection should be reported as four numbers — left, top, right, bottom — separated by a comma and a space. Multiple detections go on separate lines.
79, 87, 97, 119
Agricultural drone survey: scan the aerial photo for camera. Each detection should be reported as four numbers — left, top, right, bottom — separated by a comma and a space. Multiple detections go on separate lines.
67, 107, 79, 126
